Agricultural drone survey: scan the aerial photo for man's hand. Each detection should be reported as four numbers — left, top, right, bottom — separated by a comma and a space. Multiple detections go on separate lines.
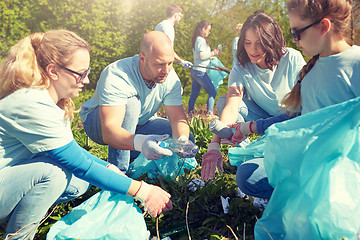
179, 60, 193, 69
172, 136, 199, 158
133, 134, 173, 160
201, 142, 223, 181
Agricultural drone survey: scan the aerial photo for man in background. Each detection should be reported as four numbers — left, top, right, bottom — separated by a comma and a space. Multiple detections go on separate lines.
155, 4, 192, 69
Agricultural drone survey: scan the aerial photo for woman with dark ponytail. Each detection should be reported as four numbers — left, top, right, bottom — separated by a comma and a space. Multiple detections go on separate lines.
228, 0, 359, 200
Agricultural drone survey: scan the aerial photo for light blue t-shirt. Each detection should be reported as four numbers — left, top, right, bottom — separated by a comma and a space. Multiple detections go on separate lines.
80, 55, 183, 125
228, 47, 306, 116
193, 36, 211, 72
0, 88, 73, 170
232, 37, 239, 67
154, 20, 175, 46
301, 45, 360, 114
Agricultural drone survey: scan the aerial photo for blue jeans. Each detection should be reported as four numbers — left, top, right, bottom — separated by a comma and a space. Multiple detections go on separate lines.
216, 95, 271, 122
82, 96, 194, 173
188, 69, 217, 114
236, 158, 273, 199
216, 96, 273, 199
0, 155, 90, 240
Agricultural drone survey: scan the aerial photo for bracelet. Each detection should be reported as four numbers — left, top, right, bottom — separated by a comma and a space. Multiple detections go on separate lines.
132, 181, 142, 197
249, 121, 254, 134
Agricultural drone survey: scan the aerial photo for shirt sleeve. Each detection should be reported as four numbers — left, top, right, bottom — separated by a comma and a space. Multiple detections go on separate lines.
255, 113, 298, 135
163, 69, 183, 106
45, 140, 132, 195
9, 97, 73, 153
228, 65, 244, 89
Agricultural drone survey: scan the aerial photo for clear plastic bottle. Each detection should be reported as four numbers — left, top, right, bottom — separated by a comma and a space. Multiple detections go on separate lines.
209, 119, 233, 139
218, 44, 222, 51
160, 138, 199, 158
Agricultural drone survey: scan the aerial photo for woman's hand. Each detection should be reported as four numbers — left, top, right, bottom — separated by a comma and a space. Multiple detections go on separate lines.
201, 142, 223, 181
213, 48, 221, 55
227, 121, 253, 145
133, 181, 173, 217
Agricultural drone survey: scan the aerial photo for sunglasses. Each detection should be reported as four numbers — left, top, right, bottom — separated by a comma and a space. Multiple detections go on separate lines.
290, 18, 322, 41
59, 65, 91, 82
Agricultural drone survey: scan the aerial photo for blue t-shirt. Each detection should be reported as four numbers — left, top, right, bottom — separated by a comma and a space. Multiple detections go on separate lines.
193, 36, 211, 72
154, 20, 175, 46
256, 45, 360, 134
80, 55, 183, 125
301, 45, 360, 114
228, 48, 306, 116
0, 88, 73, 170
0, 88, 132, 194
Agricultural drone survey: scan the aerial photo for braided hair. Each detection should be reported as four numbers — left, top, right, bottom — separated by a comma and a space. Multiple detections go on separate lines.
281, 0, 352, 113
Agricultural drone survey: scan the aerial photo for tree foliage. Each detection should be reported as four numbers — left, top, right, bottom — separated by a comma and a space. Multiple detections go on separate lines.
1, 0, 360, 90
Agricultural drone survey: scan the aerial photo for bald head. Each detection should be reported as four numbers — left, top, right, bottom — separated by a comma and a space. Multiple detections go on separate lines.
140, 31, 174, 57
138, 31, 175, 84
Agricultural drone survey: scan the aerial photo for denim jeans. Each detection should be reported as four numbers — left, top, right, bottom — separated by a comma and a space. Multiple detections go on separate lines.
188, 69, 217, 114
82, 96, 194, 173
216, 96, 273, 199
0, 155, 90, 240
236, 158, 274, 199
216, 95, 271, 122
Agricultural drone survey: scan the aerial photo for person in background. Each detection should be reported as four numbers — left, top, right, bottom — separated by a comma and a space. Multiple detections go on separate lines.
201, 12, 306, 181
232, 23, 243, 67
0, 30, 172, 240
155, 4, 192, 69
229, 0, 358, 199
188, 20, 221, 116
80, 31, 195, 173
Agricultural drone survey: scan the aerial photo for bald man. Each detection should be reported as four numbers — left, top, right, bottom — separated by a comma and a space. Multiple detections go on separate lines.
80, 31, 194, 173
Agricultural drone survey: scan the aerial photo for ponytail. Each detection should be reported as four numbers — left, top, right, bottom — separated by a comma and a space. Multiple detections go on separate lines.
0, 29, 90, 120
281, 54, 319, 114
0, 33, 44, 100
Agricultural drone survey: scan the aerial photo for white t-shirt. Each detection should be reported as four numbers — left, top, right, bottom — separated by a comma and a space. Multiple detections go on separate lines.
192, 36, 211, 72
228, 48, 306, 116
0, 88, 73, 170
301, 45, 360, 114
154, 20, 175, 46
80, 55, 183, 125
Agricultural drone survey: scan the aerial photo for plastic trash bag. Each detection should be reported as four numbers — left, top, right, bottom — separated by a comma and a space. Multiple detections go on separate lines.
129, 145, 197, 180
228, 135, 266, 167
229, 97, 360, 239
47, 190, 149, 240
207, 57, 228, 92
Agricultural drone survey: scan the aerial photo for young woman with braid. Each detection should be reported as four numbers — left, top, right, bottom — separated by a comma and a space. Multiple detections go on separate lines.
224, 0, 359, 199
0, 30, 172, 240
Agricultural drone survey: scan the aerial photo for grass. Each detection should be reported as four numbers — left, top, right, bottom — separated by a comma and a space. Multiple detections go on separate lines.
0, 83, 263, 240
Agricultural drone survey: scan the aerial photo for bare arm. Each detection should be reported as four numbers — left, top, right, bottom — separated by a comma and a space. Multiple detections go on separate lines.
164, 104, 190, 139
99, 105, 135, 150
212, 86, 243, 143
174, 51, 182, 63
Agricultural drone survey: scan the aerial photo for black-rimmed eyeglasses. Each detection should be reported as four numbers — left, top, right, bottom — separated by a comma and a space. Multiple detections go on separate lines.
59, 65, 91, 82
290, 18, 322, 41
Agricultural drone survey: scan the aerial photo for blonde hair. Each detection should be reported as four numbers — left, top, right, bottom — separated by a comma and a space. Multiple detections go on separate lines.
282, 0, 352, 114
0, 29, 90, 119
